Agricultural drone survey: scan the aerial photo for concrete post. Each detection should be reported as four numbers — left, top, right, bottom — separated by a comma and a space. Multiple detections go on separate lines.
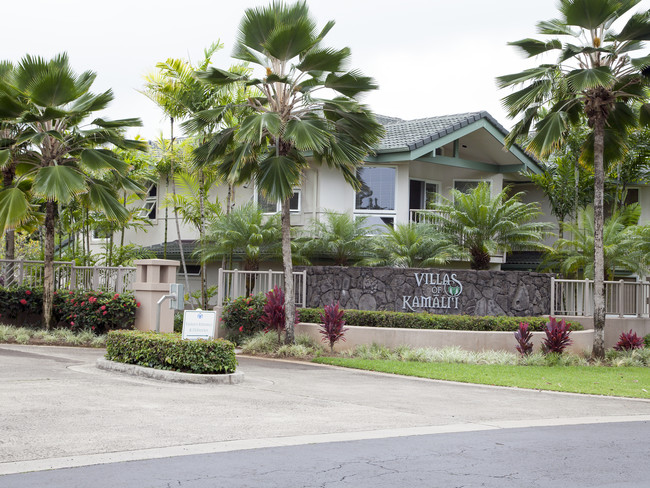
133, 259, 180, 333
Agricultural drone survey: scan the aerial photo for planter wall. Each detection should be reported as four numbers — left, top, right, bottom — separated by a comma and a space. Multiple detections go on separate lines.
296, 322, 594, 354
300, 266, 553, 316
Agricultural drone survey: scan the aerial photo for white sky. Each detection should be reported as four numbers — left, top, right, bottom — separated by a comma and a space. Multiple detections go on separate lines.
2, 0, 648, 139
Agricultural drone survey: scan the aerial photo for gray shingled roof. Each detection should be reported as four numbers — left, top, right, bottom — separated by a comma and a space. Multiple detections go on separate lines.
377, 111, 510, 152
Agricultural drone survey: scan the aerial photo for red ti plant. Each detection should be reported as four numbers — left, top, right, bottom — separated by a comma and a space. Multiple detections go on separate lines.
261, 286, 286, 343
319, 302, 348, 353
514, 322, 533, 356
541, 317, 572, 354
614, 330, 644, 351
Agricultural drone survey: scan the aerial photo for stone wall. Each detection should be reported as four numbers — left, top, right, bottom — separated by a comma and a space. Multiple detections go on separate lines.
299, 266, 553, 316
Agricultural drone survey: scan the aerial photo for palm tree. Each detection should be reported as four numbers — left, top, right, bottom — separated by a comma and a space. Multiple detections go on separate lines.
192, 1, 384, 342
299, 211, 373, 266
430, 183, 552, 270
497, 0, 650, 358
0, 53, 145, 328
546, 205, 645, 280
363, 223, 461, 269
200, 203, 281, 295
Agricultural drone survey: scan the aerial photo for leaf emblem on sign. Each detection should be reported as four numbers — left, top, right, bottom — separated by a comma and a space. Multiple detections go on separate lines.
448, 286, 461, 296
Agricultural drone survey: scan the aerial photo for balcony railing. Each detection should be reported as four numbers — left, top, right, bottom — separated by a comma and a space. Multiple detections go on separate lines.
551, 277, 650, 317
216, 268, 307, 308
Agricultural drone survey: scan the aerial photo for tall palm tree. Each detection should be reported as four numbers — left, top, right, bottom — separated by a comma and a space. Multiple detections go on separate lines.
546, 205, 645, 280
430, 183, 552, 270
299, 211, 372, 266
0, 53, 145, 328
363, 223, 461, 269
192, 1, 384, 342
497, 0, 650, 358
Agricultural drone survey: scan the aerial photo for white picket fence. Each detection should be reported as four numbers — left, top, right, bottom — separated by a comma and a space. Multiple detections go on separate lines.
216, 268, 307, 308
551, 277, 650, 317
0, 259, 136, 294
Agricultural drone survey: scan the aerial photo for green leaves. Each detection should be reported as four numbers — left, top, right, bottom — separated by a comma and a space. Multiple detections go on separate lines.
238, 112, 282, 143
559, 0, 628, 30
80, 149, 130, 173
88, 183, 130, 222
615, 11, 650, 41
32, 165, 87, 203
325, 71, 378, 97
256, 155, 303, 202
297, 47, 350, 72
284, 118, 330, 151
0, 188, 31, 231
508, 38, 562, 57
528, 111, 569, 156
566, 67, 614, 91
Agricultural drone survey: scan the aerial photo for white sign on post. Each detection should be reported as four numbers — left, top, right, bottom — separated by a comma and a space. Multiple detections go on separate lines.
181, 310, 217, 341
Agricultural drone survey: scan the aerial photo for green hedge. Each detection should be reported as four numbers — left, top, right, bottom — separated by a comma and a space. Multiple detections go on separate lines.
297, 308, 583, 332
105, 330, 237, 374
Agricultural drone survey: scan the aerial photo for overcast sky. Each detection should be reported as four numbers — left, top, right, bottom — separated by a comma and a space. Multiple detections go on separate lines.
3, 1, 648, 139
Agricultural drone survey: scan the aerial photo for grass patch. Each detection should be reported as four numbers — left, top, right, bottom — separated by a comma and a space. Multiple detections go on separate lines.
312, 357, 650, 399
240, 331, 324, 358
0, 324, 107, 347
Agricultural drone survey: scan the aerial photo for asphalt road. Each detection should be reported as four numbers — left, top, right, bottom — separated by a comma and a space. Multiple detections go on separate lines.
2, 421, 649, 488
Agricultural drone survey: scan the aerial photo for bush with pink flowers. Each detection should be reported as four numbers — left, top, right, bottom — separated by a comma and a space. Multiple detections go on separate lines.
55, 291, 138, 334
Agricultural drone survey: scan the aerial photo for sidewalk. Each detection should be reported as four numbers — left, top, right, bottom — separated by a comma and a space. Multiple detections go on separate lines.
2, 344, 650, 474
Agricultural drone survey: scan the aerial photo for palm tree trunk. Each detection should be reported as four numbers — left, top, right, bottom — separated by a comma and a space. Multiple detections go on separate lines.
2, 164, 15, 263
281, 198, 295, 344
592, 116, 606, 359
169, 119, 194, 308
199, 169, 206, 308
163, 175, 169, 259
43, 200, 56, 330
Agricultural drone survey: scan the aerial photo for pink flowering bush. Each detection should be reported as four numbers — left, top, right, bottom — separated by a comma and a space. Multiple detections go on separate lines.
0, 286, 43, 323
221, 293, 266, 341
55, 290, 137, 334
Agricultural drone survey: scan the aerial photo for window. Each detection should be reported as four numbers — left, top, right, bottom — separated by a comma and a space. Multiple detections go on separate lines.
355, 167, 396, 211
453, 180, 487, 194
139, 184, 157, 220
409, 179, 439, 210
257, 189, 301, 213
355, 214, 395, 234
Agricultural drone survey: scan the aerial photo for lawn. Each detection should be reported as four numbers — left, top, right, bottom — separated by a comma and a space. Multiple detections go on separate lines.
313, 357, 650, 399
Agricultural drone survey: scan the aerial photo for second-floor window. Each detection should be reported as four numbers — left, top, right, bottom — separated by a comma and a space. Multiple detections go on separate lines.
139, 184, 157, 220
257, 189, 301, 214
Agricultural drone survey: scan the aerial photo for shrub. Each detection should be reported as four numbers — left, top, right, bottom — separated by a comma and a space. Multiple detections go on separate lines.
221, 293, 266, 341
541, 317, 572, 354
319, 302, 347, 352
514, 322, 533, 356
0, 285, 43, 324
645, 335, 650, 348
297, 308, 582, 332
614, 330, 645, 351
261, 286, 286, 342
105, 330, 237, 374
55, 290, 137, 335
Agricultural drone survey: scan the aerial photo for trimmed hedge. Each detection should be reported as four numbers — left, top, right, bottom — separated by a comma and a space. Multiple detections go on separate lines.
297, 308, 583, 332
105, 330, 237, 374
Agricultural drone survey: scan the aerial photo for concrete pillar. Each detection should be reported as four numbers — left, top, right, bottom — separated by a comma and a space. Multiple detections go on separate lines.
133, 259, 180, 333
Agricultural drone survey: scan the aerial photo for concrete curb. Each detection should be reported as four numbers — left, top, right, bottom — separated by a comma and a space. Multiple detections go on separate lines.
96, 358, 244, 384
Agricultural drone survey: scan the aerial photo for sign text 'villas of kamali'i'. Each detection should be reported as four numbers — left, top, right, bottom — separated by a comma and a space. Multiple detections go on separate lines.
402, 272, 463, 312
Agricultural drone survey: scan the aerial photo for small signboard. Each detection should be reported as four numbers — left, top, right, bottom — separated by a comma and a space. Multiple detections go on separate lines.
181, 310, 217, 341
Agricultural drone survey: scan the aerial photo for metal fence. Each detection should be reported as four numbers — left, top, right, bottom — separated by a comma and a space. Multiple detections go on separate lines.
551, 277, 650, 317
216, 268, 307, 308
0, 259, 136, 294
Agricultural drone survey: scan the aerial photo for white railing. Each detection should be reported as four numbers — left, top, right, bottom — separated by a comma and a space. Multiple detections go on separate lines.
551, 277, 650, 317
216, 268, 307, 308
0, 259, 135, 294
409, 209, 441, 225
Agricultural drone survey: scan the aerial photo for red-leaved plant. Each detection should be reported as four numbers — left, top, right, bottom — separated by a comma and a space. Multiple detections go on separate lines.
261, 286, 287, 343
514, 322, 533, 356
319, 302, 348, 353
541, 317, 572, 354
614, 330, 644, 351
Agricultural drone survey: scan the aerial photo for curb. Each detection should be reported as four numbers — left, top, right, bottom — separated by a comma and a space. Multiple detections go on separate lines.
96, 358, 244, 384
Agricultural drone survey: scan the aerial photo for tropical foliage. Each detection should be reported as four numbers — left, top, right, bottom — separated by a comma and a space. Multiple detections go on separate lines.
430, 183, 552, 270
0, 54, 145, 327
544, 205, 646, 279
363, 223, 461, 268
498, 0, 650, 357
190, 1, 384, 342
